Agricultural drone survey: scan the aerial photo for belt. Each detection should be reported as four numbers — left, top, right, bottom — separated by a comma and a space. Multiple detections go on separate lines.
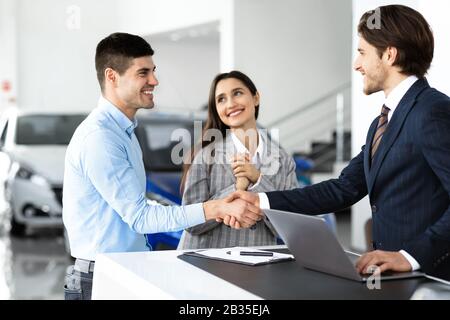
74, 258, 95, 273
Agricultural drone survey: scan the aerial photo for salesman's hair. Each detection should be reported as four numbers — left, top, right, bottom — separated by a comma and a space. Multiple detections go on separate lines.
358, 5, 434, 78
95, 32, 154, 91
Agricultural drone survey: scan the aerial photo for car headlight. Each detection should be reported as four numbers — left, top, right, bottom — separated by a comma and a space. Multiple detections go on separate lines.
16, 166, 33, 179
10, 162, 50, 188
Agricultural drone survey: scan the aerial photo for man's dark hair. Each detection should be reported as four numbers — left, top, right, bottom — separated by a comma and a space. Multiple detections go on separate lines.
358, 5, 434, 78
95, 32, 154, 91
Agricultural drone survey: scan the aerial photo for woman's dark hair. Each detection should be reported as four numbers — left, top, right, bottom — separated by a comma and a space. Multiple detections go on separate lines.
180, 70, 259, 193
358, 5, 434, 78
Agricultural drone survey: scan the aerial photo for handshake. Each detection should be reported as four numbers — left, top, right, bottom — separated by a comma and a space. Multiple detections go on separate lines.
203, 190, 262, 229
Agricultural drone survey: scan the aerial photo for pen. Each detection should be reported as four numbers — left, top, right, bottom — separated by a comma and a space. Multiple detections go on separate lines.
226, 251, 274, 257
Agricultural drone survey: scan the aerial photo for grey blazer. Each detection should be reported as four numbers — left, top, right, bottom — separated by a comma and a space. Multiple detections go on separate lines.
177, 132, 298, 249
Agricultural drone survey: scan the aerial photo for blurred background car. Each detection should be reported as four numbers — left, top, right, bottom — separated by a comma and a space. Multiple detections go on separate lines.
135, 110, 205, 250
0, 108, 87, 236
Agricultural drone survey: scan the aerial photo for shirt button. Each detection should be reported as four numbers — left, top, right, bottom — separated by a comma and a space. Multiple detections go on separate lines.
371, 205, 377, 213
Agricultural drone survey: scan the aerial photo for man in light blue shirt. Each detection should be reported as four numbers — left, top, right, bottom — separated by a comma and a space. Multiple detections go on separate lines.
62, 32, 261, 300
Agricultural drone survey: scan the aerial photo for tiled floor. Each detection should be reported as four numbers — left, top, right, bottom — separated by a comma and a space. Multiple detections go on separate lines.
0, 228, 72, 300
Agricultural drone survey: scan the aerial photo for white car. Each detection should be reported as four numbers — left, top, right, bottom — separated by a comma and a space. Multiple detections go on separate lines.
0, 108, 87, 236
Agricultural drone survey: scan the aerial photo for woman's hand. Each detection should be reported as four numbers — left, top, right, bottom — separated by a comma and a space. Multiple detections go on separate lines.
231, 154, 261, 184
235, 177, 250, 191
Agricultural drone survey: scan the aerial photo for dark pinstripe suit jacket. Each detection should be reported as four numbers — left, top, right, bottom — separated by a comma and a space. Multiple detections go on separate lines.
266, 79, 450, 278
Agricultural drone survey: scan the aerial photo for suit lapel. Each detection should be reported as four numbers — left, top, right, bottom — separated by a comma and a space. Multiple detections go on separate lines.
367, 78, 429, 194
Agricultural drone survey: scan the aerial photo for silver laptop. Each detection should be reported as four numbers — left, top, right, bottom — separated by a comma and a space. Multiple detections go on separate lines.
264, 209, 425, 282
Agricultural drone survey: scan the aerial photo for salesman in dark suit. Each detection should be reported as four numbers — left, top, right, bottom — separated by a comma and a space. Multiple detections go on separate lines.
225, 5, 450, 278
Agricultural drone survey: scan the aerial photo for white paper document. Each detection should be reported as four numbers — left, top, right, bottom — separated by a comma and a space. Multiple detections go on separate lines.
189, 247, 294, 266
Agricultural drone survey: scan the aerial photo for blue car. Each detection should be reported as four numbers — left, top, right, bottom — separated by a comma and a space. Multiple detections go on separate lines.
135, 111, 204, 250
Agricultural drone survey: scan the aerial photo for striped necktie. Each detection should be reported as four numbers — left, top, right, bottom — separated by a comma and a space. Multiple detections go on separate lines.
371, 105, 391, 161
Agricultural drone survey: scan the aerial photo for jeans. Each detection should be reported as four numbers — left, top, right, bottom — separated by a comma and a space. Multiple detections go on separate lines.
64, 265, 93, 300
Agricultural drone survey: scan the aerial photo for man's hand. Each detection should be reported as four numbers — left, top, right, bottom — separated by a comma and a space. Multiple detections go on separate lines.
231, 154, 261, 184
218, 191, 262, 228
203, 197, 262, 229
355, 250, 412, 275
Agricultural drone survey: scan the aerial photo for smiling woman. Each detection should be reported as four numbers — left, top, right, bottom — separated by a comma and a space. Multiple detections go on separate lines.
178, 70, 299, 250
215, 77, 259, 133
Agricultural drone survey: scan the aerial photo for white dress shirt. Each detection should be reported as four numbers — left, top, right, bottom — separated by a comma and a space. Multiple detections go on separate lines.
230, 130, 264, 190
384, 75, 418, 121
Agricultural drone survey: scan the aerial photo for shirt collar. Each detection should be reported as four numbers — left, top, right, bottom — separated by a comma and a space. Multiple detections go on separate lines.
384, 75, 418, 121
230, 129, 264, 163
97, 96, 138, 137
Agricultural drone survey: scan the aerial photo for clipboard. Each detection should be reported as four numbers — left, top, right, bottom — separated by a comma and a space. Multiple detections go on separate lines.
179, 247, 295, 266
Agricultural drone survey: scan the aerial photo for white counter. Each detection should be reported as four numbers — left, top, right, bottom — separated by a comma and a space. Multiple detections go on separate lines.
91, 247, 271, 300
91, 245, 450, 300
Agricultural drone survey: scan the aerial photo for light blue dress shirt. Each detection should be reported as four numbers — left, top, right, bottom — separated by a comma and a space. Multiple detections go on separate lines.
63, 97, 205, 260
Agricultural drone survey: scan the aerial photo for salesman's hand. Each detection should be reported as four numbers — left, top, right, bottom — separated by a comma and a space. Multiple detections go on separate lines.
203, 197, 262, 229
355, 250, 412, 275
228, 190, 260, 208
218, 191, 262, 228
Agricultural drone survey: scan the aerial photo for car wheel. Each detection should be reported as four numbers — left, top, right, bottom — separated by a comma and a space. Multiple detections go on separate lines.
10, 212, 26, 236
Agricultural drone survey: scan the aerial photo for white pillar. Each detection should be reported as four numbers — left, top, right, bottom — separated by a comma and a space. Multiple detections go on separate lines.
0, 0, 18, 111
219, 0, 235, 72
